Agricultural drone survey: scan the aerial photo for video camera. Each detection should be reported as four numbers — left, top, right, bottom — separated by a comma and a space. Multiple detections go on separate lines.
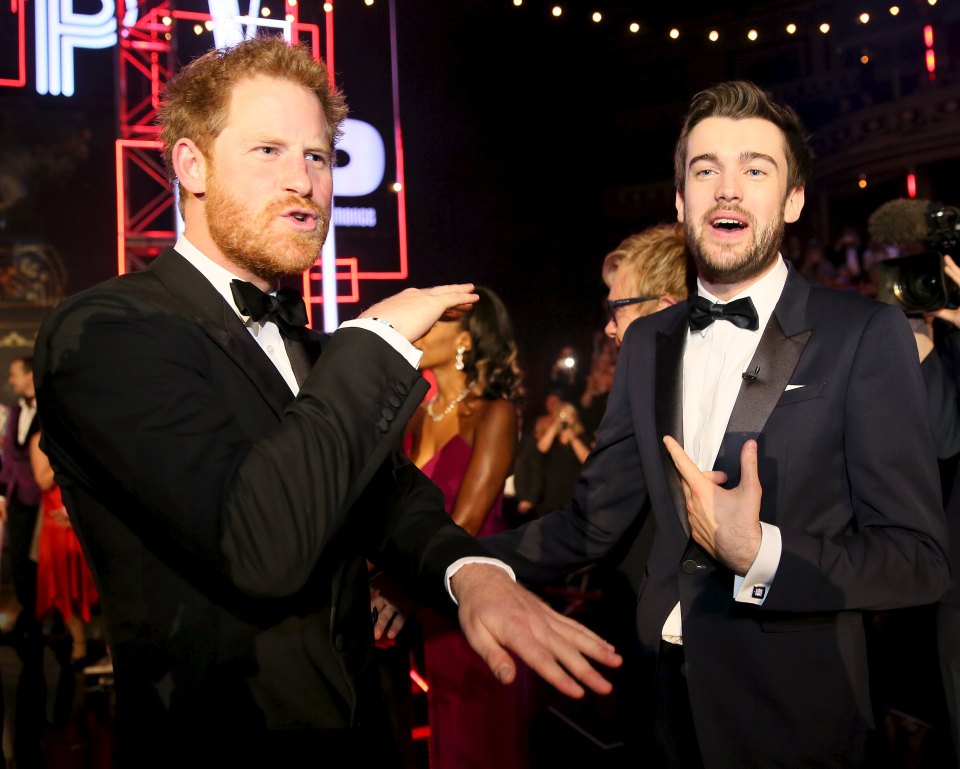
871, 201, 960, 313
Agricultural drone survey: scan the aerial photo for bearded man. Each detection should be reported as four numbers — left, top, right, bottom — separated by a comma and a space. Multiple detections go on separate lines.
32, 38, 619, 767
483, 81, 948, 768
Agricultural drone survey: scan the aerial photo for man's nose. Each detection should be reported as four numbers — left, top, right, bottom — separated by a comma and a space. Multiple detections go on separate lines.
715, 171, 742, 203
604, 317, 618, 340
283, 154, 312, 197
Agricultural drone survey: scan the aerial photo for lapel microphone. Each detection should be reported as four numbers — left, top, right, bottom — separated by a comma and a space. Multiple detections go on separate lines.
742, 366, 760, 383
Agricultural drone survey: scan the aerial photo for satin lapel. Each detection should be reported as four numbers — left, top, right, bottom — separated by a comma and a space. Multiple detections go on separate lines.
148, 248, 294, 418
713, 271, 812, 487
654, 313, 690, 537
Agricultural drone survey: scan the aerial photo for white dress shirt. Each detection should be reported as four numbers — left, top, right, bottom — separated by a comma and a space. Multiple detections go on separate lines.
662, 256, 787, 643
175, 235, 422, 393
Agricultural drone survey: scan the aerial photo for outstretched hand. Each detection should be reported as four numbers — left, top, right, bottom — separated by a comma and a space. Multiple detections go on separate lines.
450, 563, 622, 699
662, 435, 762, 574
359, 284, 479, 343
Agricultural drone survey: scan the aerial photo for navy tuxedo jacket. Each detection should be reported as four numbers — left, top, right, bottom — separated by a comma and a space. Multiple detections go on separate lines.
486, 268, 950, 768
34, 248, 484, 766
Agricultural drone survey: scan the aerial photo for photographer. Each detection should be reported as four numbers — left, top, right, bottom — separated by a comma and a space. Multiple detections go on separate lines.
915, 253, 960, 768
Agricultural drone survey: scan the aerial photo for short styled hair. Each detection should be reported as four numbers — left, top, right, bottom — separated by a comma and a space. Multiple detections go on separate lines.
674, 81, 811, 194
602, 223, 689, 301
158, 36, 348, 183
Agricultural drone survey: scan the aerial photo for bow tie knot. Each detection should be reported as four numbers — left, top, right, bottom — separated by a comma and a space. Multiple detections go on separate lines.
230, 279, 308, 339
688, 295, 759, 332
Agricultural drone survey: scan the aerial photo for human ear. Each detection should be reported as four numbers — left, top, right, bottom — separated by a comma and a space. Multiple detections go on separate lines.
784, 186, 805, 224
172, 138, 208, 197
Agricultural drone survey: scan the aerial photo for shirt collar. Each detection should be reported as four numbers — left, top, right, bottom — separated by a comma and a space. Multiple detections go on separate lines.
694, 255, 788, 336
175, 235, 255, 323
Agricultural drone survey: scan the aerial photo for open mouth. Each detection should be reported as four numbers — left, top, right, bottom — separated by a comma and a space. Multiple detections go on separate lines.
282, 209, 319, 230
712, 217, 748, 231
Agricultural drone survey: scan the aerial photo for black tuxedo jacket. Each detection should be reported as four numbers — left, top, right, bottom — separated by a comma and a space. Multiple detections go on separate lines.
486, 269, 950, 768
34, 248, 485, 765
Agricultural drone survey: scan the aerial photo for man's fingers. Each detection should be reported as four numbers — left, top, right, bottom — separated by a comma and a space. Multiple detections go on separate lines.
739, 439, 760, 491
464, 620, 518, 686
663, 435, 705, 489
386, 612, 406, 640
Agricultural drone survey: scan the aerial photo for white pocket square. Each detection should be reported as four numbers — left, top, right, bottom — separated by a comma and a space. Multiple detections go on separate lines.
785, 384, 806, 391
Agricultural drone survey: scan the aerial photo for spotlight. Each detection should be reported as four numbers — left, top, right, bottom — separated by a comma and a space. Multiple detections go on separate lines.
552, 5, 562, 17
629, 22, 640, 33
192, 23, 203, 34
747, 29, 758, 41
785, 23, 797, 34
323, 3, 332, 11
708, 29, 719, 42
669, 27, 680, 39
512, 0, 521, 5
392, 182, 402, 192
819, 22, 830, 34
261, 7, 270, 15
861, 54, 870, 64
203, 19, 214, 30
889, 6, 900, 15
592, 11, 602, 22
161, 15, 171, 25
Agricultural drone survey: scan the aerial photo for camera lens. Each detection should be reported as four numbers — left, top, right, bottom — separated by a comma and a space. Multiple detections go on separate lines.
894, 272, 942, 311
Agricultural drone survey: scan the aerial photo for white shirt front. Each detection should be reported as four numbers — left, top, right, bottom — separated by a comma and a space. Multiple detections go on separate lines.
175, 235, 422, 394
661, 256, 787, 643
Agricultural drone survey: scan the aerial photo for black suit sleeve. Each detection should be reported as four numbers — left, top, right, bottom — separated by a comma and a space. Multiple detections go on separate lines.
35, 291, 482, 599
484, 336, 649, 583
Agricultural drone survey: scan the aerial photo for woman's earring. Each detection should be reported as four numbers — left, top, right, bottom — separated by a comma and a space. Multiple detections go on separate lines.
455, 346, 466, 371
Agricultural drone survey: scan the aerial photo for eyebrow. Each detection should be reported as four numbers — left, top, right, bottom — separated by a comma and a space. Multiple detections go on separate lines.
688, 151, 780, 169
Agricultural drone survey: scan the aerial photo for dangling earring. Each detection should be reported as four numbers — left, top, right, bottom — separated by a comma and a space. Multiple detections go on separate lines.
455, 346, 466, 371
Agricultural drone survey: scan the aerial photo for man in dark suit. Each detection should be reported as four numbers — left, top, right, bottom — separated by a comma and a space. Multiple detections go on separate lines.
33, 38, 618, 766
0, 356, 42, 647
484, 81, 950, 768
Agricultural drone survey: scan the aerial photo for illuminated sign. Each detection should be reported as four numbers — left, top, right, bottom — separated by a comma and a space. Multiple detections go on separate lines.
35, 0, 121, 96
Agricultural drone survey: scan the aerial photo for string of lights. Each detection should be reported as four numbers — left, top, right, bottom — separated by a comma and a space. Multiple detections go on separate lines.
501, 0, 942, 44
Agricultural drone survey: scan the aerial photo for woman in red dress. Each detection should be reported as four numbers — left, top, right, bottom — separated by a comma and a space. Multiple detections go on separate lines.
29, 433, 98, 663
403, 286, 526, 769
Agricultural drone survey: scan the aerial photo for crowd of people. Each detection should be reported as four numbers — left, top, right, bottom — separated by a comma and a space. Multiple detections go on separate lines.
0, 34, 958, 769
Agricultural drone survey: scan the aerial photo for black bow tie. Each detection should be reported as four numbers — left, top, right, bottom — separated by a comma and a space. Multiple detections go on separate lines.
230, 279, 308, 339
688, 296, 759, 332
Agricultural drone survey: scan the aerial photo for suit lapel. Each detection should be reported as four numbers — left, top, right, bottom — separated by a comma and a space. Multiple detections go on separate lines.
148, 248, 296, 418
654, 312, 691, 536
713, 268, 812, 487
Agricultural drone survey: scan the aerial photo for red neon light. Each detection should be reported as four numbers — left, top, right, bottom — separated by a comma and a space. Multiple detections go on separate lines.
115, 138, 170, 275
308, 257, 360, 303
324, 3, 334, 76
409, 668, 429, 693
411, 726, 430, 741
924, 25, 934, 49
0, 0, 27, 88
926, 49, 936, 74
357, 0, 408, 280
907, 173, 917, 199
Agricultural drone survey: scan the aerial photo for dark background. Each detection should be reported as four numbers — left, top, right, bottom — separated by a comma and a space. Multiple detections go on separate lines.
2, 0, 960, 407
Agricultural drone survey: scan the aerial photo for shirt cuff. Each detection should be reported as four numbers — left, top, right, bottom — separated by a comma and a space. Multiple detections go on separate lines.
339, 318, 423, 369
733, 521, 781, 604
444, 557, 517, 605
